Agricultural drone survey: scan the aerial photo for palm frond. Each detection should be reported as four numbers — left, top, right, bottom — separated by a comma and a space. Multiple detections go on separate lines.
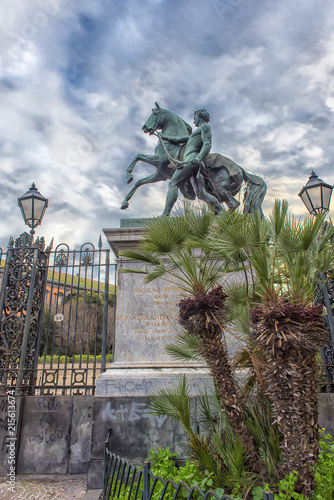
244, 395, 282, 482
232, 343, 267, 394
144, 263, 167, 282
209, 210, 265, 259
182, 202, 214, 242
211, 425, 257, 492
269, 198, 289, 241
141, 214, 190, 253
148, 375, 193, 433
120, 249, 161, 265
165, 331, 205, 364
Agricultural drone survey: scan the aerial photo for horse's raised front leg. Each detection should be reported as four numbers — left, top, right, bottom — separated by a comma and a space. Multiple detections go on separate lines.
121, 170, 168, 210
126, 154, 163, 184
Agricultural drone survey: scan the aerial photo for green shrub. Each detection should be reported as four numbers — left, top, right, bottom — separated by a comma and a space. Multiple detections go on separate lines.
312, 430, 334, 500
105, 447, 224, 500
256, 433, 334, 500
148, 447, 216, 499
38, 353, 113, 364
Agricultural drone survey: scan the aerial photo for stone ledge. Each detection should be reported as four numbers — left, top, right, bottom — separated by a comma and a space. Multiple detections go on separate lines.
95, 367, 213, 397
103, 227, 145, 257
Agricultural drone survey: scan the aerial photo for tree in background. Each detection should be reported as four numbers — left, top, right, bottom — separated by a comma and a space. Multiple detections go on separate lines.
40, 291, 114, 357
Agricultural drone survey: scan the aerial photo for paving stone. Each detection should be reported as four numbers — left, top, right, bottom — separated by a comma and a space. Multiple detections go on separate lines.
0, 474, 90, 499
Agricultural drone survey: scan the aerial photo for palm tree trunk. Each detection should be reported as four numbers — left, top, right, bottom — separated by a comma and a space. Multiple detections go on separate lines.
251, 300, 329, 497
200, 326, 263, 474
179, 287, 264, 475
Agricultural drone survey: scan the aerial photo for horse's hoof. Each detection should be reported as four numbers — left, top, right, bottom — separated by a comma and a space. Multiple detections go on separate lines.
121, 201, 129, 210
126, 174, 133, 184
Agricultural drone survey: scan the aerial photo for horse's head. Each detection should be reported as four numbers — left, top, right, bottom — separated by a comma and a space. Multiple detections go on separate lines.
142, 102, 164, 135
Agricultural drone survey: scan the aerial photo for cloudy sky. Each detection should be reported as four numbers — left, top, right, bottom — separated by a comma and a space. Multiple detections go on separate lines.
1, 0, 334, 254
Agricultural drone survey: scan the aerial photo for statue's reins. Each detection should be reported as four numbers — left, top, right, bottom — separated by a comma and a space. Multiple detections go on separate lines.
153, 132, 184, 169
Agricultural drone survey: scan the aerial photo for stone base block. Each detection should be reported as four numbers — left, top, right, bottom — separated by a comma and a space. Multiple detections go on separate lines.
95, 365, 213, 397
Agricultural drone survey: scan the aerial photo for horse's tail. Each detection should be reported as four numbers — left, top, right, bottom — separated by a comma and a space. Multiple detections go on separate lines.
241, 168, 267, 217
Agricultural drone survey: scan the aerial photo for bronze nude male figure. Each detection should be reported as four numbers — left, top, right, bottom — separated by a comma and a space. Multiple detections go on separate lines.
160, 109, 224, 215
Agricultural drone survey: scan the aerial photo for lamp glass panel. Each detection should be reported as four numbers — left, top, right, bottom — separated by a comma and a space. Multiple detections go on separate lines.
300, 191, 314, 214
307, 186, 322, 210
33, 198, 47, 221
20, 198, 33, 220
322, 186, 332, 211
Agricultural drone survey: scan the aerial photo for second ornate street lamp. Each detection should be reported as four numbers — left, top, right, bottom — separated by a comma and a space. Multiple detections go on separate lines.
299, 171, 334, 390
18, 183, 49, 235
298, 170, 333, 215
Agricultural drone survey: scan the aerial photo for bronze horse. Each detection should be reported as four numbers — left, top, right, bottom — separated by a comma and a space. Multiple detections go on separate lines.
121, 103, 267, 215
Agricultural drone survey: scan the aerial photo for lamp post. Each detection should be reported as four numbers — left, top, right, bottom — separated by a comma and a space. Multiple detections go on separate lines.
299, 171, 334, 390
298, 170, 333, 215
18, 183, 49, 235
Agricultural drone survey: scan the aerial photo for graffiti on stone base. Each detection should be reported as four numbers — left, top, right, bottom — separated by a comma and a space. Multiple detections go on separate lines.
101, 401, 167, 428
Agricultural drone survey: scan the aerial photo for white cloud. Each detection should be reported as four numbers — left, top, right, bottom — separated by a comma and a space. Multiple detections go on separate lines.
262, 124, 308, 150
1, 0, 334, 250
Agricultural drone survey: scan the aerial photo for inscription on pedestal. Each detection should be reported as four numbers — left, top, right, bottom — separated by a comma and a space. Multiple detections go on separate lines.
117, 285, 181, 350
114, 259, 185, 365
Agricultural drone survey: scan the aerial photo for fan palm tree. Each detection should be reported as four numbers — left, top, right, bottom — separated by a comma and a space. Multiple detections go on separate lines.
205, 200, 334, 495
121, 206, 264, 476
122, 201, 334, 496
245, 202, 333, 496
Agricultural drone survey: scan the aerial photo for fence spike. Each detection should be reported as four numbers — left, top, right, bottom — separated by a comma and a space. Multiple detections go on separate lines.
47, 237, 54, 251
98, 234, 103, 249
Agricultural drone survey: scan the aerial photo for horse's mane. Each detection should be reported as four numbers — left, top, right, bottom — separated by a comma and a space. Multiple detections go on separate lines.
164, 108, 192, 135
183, 120, 193, 135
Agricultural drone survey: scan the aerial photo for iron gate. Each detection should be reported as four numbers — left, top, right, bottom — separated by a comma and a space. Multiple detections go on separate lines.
0, 233, 116, 396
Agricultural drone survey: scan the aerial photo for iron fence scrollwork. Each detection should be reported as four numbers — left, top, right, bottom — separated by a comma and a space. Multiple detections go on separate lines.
0, 233, 50, 395
314, 272, 334, 390
0, 235, 116, 396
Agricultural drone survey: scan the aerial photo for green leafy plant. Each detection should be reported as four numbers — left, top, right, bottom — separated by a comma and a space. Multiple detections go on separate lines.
252, 485, 265, 500
262, 471, 307, 499
312, 430, 334, 499
106, 447, 221, 500
148, 447, 219, 499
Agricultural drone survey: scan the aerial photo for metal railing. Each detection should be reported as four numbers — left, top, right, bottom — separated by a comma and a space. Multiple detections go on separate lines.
37, 240, 116, 395
102, 429, 275, 500
0, 235, 116, 396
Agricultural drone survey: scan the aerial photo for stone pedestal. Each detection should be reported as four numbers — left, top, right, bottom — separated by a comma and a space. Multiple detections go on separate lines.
88, 221, 212, 487
96, 222, 212, 397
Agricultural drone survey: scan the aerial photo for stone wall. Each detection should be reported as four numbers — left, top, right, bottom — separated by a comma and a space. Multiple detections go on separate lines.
87, 395, 189, 489
0, 395, 94, 477
0, 393, 333, 487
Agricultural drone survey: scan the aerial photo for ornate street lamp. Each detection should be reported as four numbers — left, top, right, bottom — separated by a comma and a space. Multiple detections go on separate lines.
298, 170, 333, 215
299, 172, 334, 389
18, 183, 49, 235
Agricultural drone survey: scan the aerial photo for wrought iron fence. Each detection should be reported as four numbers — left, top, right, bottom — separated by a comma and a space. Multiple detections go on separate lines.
0, 234, 116, 396
314, 271, 334, 390
102, 429, 275, 500
37, 239, 116, 395
0, 233, 50, 395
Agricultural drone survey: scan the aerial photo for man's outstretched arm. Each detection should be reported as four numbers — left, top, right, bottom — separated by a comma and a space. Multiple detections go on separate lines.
160, 134, 189, 144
